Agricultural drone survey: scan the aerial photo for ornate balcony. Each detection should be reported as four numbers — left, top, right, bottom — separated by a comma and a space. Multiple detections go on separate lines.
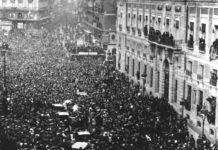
148, 27, 182, 50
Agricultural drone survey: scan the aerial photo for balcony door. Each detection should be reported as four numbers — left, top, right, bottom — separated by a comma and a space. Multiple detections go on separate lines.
163, 59, 169, 99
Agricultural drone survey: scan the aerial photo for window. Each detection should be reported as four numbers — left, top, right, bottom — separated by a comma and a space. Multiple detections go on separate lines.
201, 23, 206, 34
175, 20, 179, 29
137, 62, 141, 80
2, 0, 7, 3
28, 0, 33, 3
174, 80, 178, 103
197, 121, 201, 127
158, 18, 161, 23
190, 22, 194, 31
138, 15, 142, 22
132, 59, 135, 76
186, 85, 192, 111
198, 90, 203, 110
198, 65, 204, 80
111, 34, 115, 40
18, 0, 23, 3
150, 67, 153, 87
166, 18, 170, 26
210, 129, 214, 135
187, 61, 192, 76
128, 13, 130, 18
210, 69, 217, 86
156, 71, 160, 93
201, 8, 208, 15
142, 65, 147, 81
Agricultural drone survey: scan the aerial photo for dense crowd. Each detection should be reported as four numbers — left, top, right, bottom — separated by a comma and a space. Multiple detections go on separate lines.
0, 27, 217, 150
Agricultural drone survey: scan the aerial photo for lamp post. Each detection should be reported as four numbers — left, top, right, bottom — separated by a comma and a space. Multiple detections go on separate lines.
1, 42, 9, 116
200, 106, 208, 136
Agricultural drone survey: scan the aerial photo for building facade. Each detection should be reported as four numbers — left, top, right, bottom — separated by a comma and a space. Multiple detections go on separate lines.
0, 0, 52, 31
84, 0, 117, 53
116, 0, 218, 143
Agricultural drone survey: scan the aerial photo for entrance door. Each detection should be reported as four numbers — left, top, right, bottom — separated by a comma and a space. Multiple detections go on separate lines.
163, 60, 169, 99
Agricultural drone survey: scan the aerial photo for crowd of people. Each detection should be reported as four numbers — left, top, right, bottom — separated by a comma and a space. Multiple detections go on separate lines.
0, 26, 217, 150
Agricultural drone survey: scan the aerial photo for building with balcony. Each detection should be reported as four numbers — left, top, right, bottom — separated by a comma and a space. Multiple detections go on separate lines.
116, 0, 218, 143
0, 0, 52, 31
84, 0, 117, 53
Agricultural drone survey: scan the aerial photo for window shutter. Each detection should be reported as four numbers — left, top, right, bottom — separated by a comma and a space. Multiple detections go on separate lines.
193, 61, 198, 73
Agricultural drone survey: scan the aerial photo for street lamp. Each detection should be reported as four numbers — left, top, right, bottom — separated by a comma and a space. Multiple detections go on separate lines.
199, 105, 209, 136
1, 42, 10, 116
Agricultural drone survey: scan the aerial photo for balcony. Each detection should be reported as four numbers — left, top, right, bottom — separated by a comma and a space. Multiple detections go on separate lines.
126, 26, 130, 33
186, 70, 192, 76
148, 27, 182, 50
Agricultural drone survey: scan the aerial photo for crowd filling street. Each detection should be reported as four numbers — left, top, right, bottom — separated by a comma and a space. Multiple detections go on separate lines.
0, 26, 217, 150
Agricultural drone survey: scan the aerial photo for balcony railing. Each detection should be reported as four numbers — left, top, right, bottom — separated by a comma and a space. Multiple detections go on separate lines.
186, 70, 192, 76
148, 27, 182, 50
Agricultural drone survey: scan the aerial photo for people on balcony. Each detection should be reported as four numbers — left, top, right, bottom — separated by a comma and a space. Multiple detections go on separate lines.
188, 35, 194, 48
148, 28, 175, 47
199, 38, 206, 52
210, 39, 218, 60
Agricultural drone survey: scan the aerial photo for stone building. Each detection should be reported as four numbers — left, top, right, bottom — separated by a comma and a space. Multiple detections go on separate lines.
0, 0, 52, 30
116, 0, 218, 143
84, 0, 117, 53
